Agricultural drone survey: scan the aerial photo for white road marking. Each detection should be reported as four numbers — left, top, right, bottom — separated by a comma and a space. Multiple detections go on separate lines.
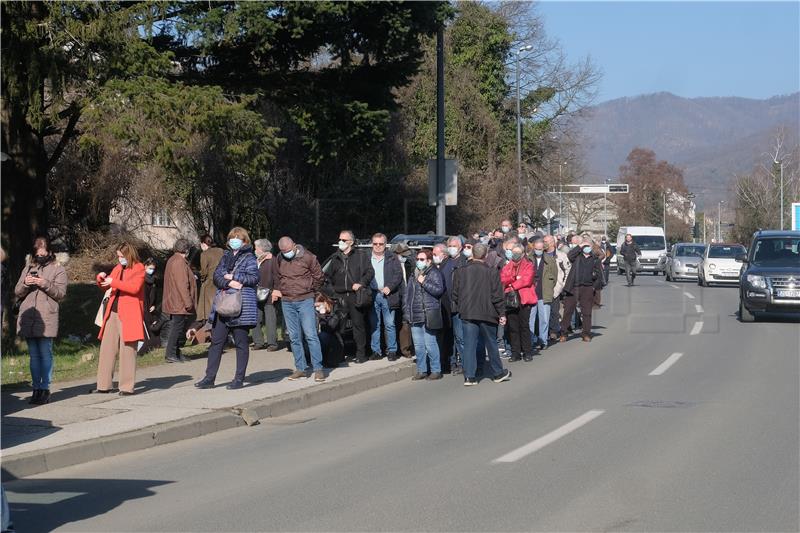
493, 410, 605, 463
690, 321, 703, 335
683, 291, 695, 300
695, 304, 704, 313
649, 352, 685, 376
670, 284, 680, 289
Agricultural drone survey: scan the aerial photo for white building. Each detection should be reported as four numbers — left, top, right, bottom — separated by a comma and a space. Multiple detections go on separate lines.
109, 203, 199, 250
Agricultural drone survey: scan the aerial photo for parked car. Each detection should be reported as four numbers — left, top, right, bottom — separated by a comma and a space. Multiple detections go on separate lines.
739, 230, 800, 322
697, 243, 747, 287
665, 243, 707, 281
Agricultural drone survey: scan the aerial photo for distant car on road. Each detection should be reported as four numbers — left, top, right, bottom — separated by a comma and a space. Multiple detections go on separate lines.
739, 230, 800, 322
665, 242, 707, 282
697, 243, 747, 287
389, 234, 448, 251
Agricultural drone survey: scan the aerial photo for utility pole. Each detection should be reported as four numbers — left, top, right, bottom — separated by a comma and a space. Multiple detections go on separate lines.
702, 212, 706, 243
516, 44, 532, 225
435, 26, 445, 235
604, 178, 611, 238
718, 200, 725, 242
663, 190, 667, 237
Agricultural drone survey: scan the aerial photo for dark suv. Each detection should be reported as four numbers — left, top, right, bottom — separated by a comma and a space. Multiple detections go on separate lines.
739, 230, 800, 322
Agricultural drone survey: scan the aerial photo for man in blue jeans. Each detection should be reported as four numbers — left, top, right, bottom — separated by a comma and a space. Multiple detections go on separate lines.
272, 236, 327, 382
451, 243, 511, 386
368, 233, 403, 360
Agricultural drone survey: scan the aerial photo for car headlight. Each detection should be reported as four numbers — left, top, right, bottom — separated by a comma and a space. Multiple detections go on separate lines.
708, 263, 717, 270
674, 260, 682, 268
746, 274, 766, 289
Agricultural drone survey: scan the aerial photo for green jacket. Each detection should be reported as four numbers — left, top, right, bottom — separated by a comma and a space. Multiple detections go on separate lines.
531, 253, 558, 303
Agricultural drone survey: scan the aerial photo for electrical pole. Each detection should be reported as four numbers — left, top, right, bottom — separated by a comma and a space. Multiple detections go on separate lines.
435, 26, 445, 235
516, 45, 532, 225
718, 200, 725, 242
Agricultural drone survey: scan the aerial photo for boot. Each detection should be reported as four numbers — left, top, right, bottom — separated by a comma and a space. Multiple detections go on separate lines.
28, 389, 42, 404
31, 389, 51, 405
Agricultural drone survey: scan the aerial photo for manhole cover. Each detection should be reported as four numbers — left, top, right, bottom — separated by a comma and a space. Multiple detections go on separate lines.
627, 400, 695, 409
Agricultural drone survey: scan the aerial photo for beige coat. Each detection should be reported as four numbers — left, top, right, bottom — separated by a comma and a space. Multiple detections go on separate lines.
197, 246, 224, 320
15, 259, 68, 338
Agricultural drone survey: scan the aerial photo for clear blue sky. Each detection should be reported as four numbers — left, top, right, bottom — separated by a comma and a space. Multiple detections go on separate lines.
536, 1, 800, 103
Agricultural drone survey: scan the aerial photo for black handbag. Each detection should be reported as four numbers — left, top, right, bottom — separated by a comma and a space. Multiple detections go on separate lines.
420, 287, 443, 330
505, 289, 520, 310
354, 286, 373, 308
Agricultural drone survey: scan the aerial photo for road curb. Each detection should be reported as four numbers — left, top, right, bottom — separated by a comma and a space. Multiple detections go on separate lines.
1, 361, 415, 480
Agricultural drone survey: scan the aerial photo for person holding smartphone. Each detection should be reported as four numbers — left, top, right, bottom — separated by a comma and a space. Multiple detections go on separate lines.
14, 236, 68, 405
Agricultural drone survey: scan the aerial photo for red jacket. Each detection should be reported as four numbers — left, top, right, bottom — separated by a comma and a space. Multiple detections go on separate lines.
500, 258, 537, 306
97, 262, 146, 343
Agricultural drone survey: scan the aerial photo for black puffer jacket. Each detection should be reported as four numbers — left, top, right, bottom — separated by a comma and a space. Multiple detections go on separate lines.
324, 249, 374, 295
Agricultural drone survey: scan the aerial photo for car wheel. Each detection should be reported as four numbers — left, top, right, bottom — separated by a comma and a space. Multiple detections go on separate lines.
739, 298, 755, 322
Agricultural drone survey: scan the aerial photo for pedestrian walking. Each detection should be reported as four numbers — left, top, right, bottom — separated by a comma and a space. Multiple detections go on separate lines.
271, 236, 327, 382
14, 236, 67, 405
162, 238, 197, 363
404, 249, 445, 381
500, 242, 536, 362
619, 234, 642, 286
252, 238, 280, 351
323, 230, 374, 363
194, 228, 259, 390
94, 242, 146, 396
197, 234, 224, 321
368, 233, 403, 361
451, 243, 511, 386
559, 239, 605, 343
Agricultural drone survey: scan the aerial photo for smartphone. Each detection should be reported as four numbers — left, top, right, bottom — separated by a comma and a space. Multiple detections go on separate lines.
29, 271, 39, 278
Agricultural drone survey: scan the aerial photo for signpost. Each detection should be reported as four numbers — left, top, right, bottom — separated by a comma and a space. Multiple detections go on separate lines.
792, 202, 800, 231
428, 159, 458, 207
542, 207, 556, 235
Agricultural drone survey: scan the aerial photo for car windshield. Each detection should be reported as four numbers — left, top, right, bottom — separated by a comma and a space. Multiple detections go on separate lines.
633, 235, 666, 251
708, 245, 745, 258
751, 238, 800, 267
676, 245, 705, 257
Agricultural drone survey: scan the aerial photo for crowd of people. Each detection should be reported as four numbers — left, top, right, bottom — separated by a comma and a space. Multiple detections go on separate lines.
12, 218, 621, 403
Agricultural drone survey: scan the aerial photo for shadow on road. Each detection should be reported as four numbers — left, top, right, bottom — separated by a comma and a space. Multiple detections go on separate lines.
4, 475, 173, 532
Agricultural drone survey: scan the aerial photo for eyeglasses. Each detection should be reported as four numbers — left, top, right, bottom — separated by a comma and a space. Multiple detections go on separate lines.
372, 242, 386, 246
416, 257, 427, 261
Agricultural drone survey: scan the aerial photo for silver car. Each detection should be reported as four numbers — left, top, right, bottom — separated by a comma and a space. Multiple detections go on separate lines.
665, 243, 706, 281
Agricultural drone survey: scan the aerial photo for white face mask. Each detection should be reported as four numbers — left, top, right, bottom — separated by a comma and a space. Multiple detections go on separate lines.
447, 246, 459, 257
432, 255, 444, 265
316, 305, 326, 315
463, 248, 473, 258
399, 256, 407, 263
338, 240, 349, 251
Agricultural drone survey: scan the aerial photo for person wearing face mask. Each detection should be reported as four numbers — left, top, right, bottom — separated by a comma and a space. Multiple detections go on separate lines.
543, 235, 567, 341
271, 236, 327, 382
162, 238, 197, 363
14, 236, 67, 405
404, 249, 445, 380
197, 234, 224, 322
138, 258, 163, 355
252, 238, 280, 352
392, 243, 415, 359
619, 233, 642, 287
500, 243, 536, 362
559, 239, 605, 343
194, 227, 260, 390
431, 243, 453, 371
499, 219, 513, 236
528, 238, 558, 351
323, 230, 375, 364
313, 293, 346, 368
94, 242, 146, 396
438, 236, 468, 374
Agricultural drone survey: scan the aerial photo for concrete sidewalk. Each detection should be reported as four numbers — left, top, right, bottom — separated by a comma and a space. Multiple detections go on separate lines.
1, 346, 415, 479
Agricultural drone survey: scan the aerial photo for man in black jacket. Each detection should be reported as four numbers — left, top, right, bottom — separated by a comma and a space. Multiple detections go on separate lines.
451, 243, 511, 386
392, 243, 415, 359
324, 230, 375, 363
619, 233, 642, 287
559, 239, 605, 343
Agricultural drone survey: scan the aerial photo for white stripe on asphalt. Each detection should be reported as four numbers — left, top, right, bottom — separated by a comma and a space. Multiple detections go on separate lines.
690, 321, 703, 335
649, 352, 685, 376
683, 291, 695, 300
493, 410, 605, 463
670, 284, 680, 289
695, 304, 704, 313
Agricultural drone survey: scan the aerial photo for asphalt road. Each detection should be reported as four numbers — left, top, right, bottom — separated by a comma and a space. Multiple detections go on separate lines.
6, 273, 799, 532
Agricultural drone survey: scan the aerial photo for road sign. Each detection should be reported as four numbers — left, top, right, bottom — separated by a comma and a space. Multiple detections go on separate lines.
608, 184, 629, 193
579, 185, 608, 194
427, 159, 458, 206
542, 208, 556, 219
551, 184, 629, 194
793, 202, 800, 231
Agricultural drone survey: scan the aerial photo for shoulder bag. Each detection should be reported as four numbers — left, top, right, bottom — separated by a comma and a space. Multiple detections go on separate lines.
214, 255, 244, 318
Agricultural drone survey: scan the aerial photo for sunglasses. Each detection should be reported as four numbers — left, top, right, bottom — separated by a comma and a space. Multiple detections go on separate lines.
372, 242, 386, 246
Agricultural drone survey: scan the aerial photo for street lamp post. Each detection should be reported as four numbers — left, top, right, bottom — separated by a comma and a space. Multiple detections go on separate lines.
718, 200, 725, 242
774, 158, 785, 230
516, 44, 533, 225
604, 178, 611, 238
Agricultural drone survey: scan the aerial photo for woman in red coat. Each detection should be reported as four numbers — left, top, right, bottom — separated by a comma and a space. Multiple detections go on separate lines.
94, 242, 146, 395
500, 242, 538, 362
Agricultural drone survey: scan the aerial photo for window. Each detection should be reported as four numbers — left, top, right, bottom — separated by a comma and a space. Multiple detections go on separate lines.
676, 245, 706, 258
151, 210, 174, 227
708, 245, 745, 258
752, 238, 800, 267
632, 235, 666, 251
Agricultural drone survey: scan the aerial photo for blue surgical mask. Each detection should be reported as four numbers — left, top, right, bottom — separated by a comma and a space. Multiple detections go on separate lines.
447, 246, 459, 257
416, 260, 427, 270
512, 252, 523, 262
583, 246, 592, 254
533, 249, 543, 256
145, 267, 155, 275
119, 257, 128, 266
283, 249, 296, 260
229, 238, 243, 250
463, 248, 473, 258
504, 249, 513, 260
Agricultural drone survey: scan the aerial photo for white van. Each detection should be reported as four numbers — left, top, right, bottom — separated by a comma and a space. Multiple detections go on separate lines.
616, 226, 668, 275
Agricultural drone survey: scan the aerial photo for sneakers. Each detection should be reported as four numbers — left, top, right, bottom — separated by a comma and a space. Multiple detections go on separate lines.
288, 370, 309, 380
369, 351, 384, 361
411, 372, 428, 381
492, 370, 512, 383
427, 372, 442, 380
314, 370, 326, 382
463, 377, 478, 386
